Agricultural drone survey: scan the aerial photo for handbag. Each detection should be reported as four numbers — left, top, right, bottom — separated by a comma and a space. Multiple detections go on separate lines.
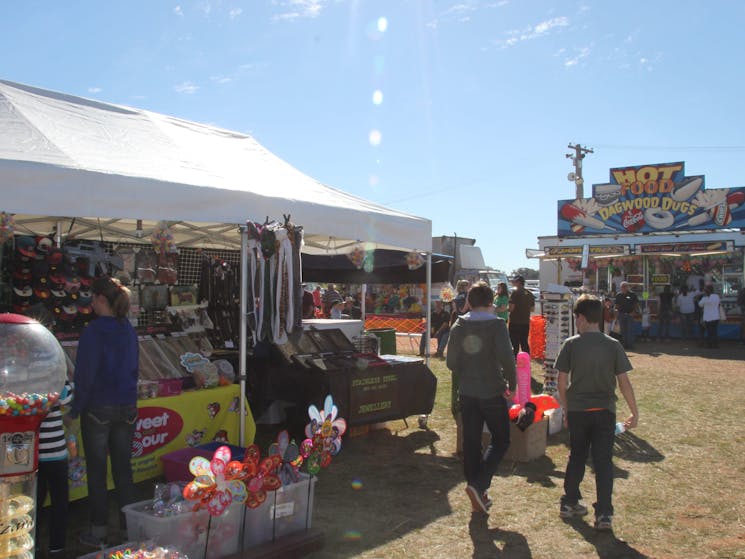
719, 304, 727, 322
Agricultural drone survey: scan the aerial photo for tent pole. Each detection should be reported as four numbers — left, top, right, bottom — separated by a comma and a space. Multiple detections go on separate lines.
239, 225, 248, 446
361, 283, 367, 322
425, 252, 432, 365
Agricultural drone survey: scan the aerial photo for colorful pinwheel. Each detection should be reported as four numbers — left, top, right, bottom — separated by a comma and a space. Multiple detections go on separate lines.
241, 444, 282, 508
301, 395, 347, 474
268, 430, 303, 486
182, 445, 248, 516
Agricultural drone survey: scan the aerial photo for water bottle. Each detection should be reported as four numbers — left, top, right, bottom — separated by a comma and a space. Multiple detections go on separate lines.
615, 422, 626, 435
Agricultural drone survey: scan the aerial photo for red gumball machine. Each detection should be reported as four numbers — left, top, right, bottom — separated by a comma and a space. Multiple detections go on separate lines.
0, 314, 66, 559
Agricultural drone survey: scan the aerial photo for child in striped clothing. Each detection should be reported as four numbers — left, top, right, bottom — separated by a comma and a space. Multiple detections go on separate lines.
37, 380, 73, 558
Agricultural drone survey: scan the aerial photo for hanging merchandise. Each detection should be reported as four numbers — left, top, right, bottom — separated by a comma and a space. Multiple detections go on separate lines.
245, 218, 304, 345
199, 256, 239, 350
405, 250, 425, 271
440, 283, 455, 303
0, 211, 15, 243
151, 221, 177, 255
347, 245, 365, 269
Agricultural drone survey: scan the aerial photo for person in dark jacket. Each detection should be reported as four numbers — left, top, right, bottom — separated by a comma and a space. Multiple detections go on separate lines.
71, 276, 139, 548
447, 281, 516, 515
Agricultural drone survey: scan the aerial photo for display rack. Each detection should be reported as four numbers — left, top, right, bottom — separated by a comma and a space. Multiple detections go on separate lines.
540, 295, 575, 396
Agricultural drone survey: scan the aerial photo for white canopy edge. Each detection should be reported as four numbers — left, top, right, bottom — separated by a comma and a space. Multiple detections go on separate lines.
0, 80, 431, 254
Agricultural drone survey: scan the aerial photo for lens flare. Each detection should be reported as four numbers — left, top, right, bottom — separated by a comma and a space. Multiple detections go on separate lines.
351, 479, 363, 490
368, 129, 382, 147
343, 530, 363, 541
372, 89, 383, 105
377, 17, 388, 33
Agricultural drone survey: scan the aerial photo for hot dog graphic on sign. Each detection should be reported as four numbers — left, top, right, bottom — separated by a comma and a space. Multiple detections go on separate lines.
557, 162, 745, 236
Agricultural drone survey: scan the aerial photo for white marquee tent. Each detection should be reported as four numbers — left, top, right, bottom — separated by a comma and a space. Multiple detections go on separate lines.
0, 79, 431, 253
0, 79, 437, 445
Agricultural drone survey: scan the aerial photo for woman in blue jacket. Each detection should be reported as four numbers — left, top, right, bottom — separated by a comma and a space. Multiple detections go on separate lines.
71, 276, 139, 548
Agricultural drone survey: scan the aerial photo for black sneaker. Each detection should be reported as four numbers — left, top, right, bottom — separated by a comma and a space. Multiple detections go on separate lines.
559, 502, 589, 518
594, 514, 613, 531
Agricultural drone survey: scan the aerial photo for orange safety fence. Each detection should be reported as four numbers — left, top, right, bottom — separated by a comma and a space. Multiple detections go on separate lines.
364, 315, 425, 334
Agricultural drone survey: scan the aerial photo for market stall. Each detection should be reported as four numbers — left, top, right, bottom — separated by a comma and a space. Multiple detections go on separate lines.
531, 161, 745, 339
0, 80, 434, 493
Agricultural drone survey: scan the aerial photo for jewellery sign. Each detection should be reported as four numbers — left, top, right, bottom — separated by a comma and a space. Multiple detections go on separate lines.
558, 162, 745, 236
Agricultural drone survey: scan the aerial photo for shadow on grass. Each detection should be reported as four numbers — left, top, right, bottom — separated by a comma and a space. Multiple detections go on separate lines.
562, 517, 650, 559
310, 428, 466, 558
499, 455, 564, 488
469, 512, 533, 558
613, 431, 665, 463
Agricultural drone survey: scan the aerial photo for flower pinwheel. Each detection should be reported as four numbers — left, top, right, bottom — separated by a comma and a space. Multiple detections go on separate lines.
182, 445, 248, 516
301, 395, 347, 474
241, 444, 282, 508
347, 245, 365, 269
268, 430, 303, 486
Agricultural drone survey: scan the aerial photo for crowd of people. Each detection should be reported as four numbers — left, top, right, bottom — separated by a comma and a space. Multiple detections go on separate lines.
601, 281, 745, 350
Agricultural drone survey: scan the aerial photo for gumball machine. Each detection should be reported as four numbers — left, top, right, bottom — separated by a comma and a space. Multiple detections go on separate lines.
0, 314, 66, 559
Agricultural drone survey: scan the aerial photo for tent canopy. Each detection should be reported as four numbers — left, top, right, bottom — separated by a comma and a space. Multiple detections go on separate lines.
0, 80, 431, 254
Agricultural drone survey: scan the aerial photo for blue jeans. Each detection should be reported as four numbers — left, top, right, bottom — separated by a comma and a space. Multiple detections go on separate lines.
563, 409, 615, 517
618, 312, 634, 348
419, 330, 450, 355
80, 405, 138, 531
460, 394, 510, 493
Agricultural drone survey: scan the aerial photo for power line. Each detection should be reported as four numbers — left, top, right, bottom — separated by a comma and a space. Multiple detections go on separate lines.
591, 144, 745, 152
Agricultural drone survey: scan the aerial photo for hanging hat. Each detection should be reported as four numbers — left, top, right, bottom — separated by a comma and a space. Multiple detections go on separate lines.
64, 275, 81, 294
77, 289, 92, 305
50, 286, 67, 300
12, 267, 32, 282
33, 277, 51, 300
58, 303, 78, 321
77, 302, 94, 315
13, 285, 33, 298
75, 256, 91, 277
36, 236, 53, 255
79, 275, 93, 288
13, 301, 31, 314
46, 247, 64, 267
31, 259, 50, 277
15, 236, 37, 259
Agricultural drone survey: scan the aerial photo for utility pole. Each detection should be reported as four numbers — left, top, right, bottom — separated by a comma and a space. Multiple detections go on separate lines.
565, 143, 593, 200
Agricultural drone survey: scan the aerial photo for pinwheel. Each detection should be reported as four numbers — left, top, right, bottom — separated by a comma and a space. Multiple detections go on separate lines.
241, 444, 282, 508
301, 395, 347, 474
268, 430, 303, 485
182, 445, 248, 516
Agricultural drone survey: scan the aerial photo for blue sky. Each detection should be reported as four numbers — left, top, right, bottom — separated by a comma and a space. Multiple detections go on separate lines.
3, 1, 745, 274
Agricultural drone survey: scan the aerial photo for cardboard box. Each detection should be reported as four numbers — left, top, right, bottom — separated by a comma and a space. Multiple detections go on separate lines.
504, 417, 548, 462
544, 407, 564, 435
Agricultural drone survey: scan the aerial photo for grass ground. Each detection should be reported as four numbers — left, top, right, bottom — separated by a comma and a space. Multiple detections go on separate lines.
304, 337, 745, 559
58, 336, 745, 558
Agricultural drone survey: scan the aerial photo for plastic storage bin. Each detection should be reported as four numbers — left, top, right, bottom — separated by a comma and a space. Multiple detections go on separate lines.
123, 500, 243, 559
243, 473, 317, 547
160, 447, 213, 482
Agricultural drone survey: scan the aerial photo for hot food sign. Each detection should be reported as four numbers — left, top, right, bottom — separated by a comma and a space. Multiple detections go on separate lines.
557, 162, 745, 236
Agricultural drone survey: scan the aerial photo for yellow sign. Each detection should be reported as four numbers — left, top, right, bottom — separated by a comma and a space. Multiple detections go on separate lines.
67, 384, 255, 501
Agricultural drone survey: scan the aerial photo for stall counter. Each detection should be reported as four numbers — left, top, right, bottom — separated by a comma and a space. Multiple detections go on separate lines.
67, 384, 255, 501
